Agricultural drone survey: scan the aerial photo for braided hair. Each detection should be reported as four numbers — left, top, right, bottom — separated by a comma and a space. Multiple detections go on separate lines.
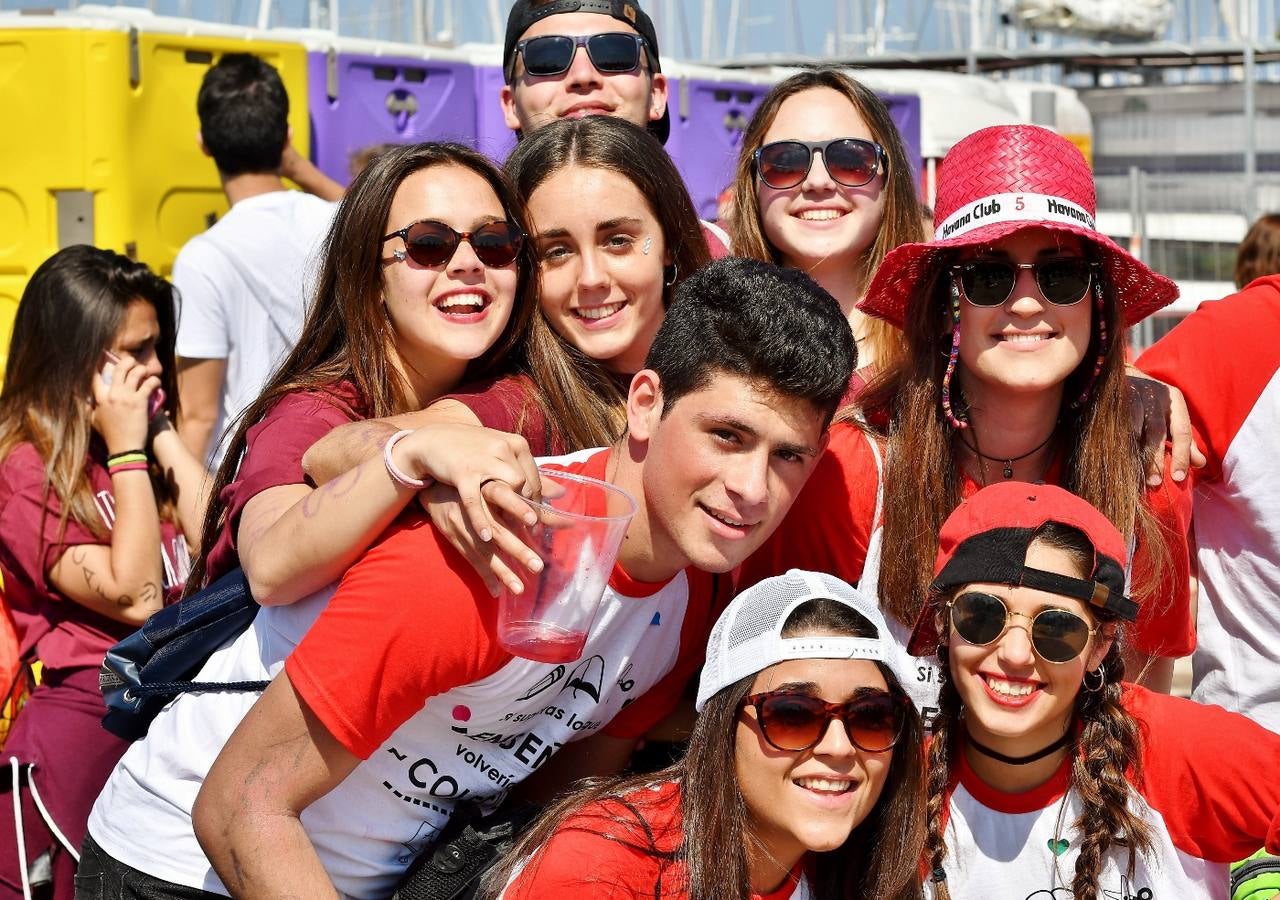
923, 524, 1154, 900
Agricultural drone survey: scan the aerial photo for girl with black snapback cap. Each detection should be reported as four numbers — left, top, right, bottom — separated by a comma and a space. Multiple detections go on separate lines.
910, 482, 1280, 900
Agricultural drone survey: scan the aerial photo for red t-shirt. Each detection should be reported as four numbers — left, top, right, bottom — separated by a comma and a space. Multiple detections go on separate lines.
0, 442, 188, 671
741, 422, 1194, 657
501, 780, 811, 899
203, 380, 368, 584
285, 449, 730, 761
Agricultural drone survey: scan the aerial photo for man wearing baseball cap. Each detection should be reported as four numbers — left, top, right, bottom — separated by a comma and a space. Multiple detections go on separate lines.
500, 0, 670, 142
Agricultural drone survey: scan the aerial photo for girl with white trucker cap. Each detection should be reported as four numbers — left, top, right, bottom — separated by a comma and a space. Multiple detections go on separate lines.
488, 570, 925, 899
911, 482, 1280, 900
741, 124, 1193, 711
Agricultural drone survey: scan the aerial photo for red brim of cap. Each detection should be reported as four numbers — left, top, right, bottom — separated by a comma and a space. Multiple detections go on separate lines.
857, 219, 1179, 330
906, 601, 944, 658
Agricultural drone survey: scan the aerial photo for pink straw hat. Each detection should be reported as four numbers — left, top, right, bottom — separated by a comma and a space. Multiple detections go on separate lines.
858, 125, 1178, 329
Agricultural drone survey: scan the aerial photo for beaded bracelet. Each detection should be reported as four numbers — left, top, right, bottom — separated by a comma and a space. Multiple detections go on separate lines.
383, 429, 433, 490
106, 450, 148, 468
108, 461, 150, 476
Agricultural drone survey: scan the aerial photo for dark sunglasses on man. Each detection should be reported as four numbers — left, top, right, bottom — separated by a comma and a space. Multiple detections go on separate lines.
513, 32, 649, 79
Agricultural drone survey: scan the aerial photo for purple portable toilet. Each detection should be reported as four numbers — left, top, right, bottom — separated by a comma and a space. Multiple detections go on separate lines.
292, 34, 478, 185
878, 92, 923, 193
663, 62, 782, 222
461, 44, 518, 164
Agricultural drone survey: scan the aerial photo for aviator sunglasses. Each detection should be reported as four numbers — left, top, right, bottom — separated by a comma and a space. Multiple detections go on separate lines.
514, 33, 648, 78
950, 258, 1097, 308
754, 138, 885, 190
948, 591, 1100, 664
741, 689, 910, 753
383, 220, 523, 268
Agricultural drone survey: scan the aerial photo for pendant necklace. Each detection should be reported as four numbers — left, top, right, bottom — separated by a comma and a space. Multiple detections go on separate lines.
959, 422, 1058, 482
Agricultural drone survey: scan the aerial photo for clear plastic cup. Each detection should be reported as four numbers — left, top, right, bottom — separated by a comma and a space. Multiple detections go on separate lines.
496, 468, 637, 663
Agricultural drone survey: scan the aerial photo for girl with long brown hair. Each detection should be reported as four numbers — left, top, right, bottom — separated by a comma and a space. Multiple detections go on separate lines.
908, 482, 1280, 900
0, 245, 205, 899
728, 68, 926, 375
487, 570, 925, 900
182, 142, 545, 607
740, 125, 1192, 714
301, 116, 712, 596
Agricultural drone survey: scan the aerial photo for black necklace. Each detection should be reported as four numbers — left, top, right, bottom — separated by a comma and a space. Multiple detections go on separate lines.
967, 731, 1073, 766
959, 426, 1058, 480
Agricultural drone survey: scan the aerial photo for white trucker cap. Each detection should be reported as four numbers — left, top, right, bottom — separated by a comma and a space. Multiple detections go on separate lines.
695, 569, 895, 711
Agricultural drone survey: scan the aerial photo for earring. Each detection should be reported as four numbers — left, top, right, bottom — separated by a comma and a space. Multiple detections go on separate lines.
392, 249, 407, 262
1069, 276, 1108, 409
1082, 665, 1107, 693
940, 280, 968, 430
663, 262, 678, 287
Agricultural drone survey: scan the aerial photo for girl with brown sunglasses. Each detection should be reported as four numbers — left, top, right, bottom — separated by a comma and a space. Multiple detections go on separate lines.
485, 570, 925, 900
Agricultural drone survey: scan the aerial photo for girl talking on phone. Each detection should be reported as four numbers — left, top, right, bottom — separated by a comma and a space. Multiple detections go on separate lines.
0, 244, 205, 900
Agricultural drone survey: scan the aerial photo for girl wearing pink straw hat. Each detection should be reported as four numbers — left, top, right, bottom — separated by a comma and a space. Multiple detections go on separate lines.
909, 482, 1280, 900
741, 124, 1192, 712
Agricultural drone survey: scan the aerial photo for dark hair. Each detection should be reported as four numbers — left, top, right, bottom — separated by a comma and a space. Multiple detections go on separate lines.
503, 115, 712, 449
729, 68, 925, 372
483, 597, 925, 900
1235, 213, 1280, 289
0, 245, 180, 539
645, 257, 856, 428
197, 53, 289, 176
924, 522, 1154, 900
186, 143, 539, 590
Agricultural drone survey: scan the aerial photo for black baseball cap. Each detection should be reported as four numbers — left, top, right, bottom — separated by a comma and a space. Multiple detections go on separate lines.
503, 0, 670, 144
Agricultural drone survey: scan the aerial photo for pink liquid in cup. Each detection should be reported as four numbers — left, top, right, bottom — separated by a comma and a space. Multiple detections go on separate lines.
498, 622, 588, 664
496, 468, 636, 663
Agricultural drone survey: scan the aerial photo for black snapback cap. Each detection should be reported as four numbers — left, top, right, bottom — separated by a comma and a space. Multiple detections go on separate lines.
502, 0, 670, 144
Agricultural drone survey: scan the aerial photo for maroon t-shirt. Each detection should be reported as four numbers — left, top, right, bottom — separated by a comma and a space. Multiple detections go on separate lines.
203, 381, 368, 585
442, 374, 563, 456
0, 442, 189, 672
443, 370, 636, 455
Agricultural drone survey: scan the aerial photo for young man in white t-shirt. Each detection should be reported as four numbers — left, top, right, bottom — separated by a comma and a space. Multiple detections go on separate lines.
82, 257, 856, 898
174, 53, 343, 468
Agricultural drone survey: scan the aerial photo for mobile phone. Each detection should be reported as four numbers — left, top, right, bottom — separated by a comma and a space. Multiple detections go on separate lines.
100, 350, 166, 419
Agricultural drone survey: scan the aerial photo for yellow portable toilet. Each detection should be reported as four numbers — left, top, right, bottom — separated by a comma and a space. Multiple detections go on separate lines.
0, 6, 309, 362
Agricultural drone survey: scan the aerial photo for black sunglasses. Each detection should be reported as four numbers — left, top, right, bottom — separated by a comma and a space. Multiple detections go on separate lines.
515, 33, 648, 79
948, 591, 1100, 664
754, 138, 885, 190
383, 220, 524, 269
950, 259, 1096, 308
741, 689, 910, 753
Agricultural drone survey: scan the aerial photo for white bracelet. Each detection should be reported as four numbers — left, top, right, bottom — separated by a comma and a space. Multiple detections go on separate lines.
383, 429, 432, 489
